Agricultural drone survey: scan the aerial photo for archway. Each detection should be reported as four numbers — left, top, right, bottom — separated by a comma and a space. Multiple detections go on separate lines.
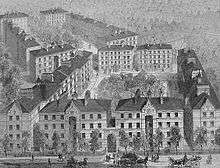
107, 134, 117, 153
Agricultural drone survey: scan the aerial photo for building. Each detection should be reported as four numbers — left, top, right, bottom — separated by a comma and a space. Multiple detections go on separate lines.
98, 45, 135, 74
40, 8, 68, 26
30, 44, 75, 79
0, 11, 29, 36
0, 97, 40, 153
135, 43, 178, 73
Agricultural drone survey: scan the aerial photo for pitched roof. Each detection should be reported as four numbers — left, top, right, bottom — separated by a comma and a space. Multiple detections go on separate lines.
101, 31, 138, 42
40, 8, 68, 15
0, 12, 29, 19
116, 97, 184, 111
72, 99, 112, 112
99, 45, 134, 52
39, 96, 69, 113
30, 44, 74, 57
137, 43, 172, 50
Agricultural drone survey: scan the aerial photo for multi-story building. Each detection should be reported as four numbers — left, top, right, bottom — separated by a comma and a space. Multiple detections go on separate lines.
0, 97, 40, 153
30, 44, 75, 79
40, 8, 68, 27
0, 11, 29, 36
98, 45, 135, 74
135, 44, 178, 73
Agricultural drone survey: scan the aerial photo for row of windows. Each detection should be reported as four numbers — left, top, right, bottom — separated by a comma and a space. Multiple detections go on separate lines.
202, 121, 215, 127
9, 115, 20, 121
100, 51, 131, 55
140, 59, 170, 64
81, 114, 102, 120
82, 123, 102, 129
44, 132, 65, 139
202, 112, 214, 118
139, 50, 171, 54
120, 113, 140, 119
81, 132, 102, 139
101, 56, 131, 60
158, 122, 179, 127
101, 60, 131, 65
140, 54, 170, 59
9, 125, 20, 131
120, 123, 141, 129
140, 64, 170, 69
9, 134, 21, 140
100, 65, 131, 70
157, 112, 179, 118
38, 61, 53, 67
44, 115, 64, 120
44, 123, 65, 130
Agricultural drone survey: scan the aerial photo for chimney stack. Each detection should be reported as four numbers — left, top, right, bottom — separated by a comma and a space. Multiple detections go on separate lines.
56, 99, 59, 107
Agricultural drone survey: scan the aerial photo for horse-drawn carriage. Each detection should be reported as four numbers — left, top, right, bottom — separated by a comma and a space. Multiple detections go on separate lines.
168, 155, 201, 168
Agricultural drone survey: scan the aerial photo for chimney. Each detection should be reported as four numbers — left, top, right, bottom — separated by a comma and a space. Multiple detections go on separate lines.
56, 99, 59, 107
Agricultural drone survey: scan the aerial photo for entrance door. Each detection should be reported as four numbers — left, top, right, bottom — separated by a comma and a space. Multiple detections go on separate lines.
107, 134, 117, 153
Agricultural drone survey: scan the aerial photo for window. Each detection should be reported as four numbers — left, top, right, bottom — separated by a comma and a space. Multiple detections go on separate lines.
10, 143, 13, 149
17, 144, 20, 148
82, 133, 86, 139
98, 114, 102, 119
210, 121, 214, 127
203, 112, 207, 117
16, 116, 19, 121
52, 115, 56, 120
136, 123, 140, 129
121, 113, 124, 118
167, 113, 170, 118
129, 123, 132, 129
210, 112, 214, 118
16, 125, 20, 130
129, 132, 132, 138
44, 124, 48, 130
44, 115, 48, 120
90, 123, 94, 129
16, 134, 20, 140
9, 116, 13, 121
99, 133, 102, 138
9, 134, 13, 139
167, 122, 170, 127
158, 122, 162, 127
158, 113, 162, 118
82, 124, 85, 129
61, 123, 65, 129
45, 133, 48, 139
53, 124, 56, 129
9, 125, 13, 130
167, 132, 170, 137
121, 123, 124, 128
82, 114, 85, 119
137, 132, 141, 137
60, 115, 64, 120
136, 113, 140, 118
90, 114, 93, 119
175, 122, 179, 127
211, 131, 215, 135
98, 123, 102, 128
61, 133, 65, 138
203, 121, 207, 127
128, 113, 132, 119
175, 113, 178, 117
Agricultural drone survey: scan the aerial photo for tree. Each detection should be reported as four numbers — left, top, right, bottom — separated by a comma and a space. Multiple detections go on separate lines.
206, 67, 216, 83
194, 127, 207, 151
52, 131, 60, 153
69, 130, 80, 153
153, 128, 164, 153
89, 130, 100, 153
215, 128, 220, 146
33, 123, 46, 152
170, 126, 182, 153
131, 135, 142, 152
0, 43, 21, 105
1, 134, 10, 156
119, 130, 130, 153
21, 131, 31, 154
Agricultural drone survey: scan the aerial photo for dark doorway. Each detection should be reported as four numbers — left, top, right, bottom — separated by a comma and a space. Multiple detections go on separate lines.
107, 134, 116, 153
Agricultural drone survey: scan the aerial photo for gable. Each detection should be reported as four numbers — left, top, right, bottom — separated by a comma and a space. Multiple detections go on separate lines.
142, 100, 156, 115
202, 99, 215, 111
8, 103, 22, 115
65, 101, 80, 117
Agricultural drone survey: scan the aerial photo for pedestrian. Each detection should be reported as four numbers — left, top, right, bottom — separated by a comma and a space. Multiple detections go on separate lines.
31, 154, 34, 162
48, 158, 52, 168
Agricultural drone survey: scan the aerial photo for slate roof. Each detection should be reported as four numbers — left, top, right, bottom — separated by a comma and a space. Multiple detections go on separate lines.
0, 12, 29, 19
116, 97, 184, 111
136, 43, 172, 50
40, 8, 68, 15
72, 99, 112, 112
99, 45, 134, 52
30, 44, 74, 57
101, 31, 138, 42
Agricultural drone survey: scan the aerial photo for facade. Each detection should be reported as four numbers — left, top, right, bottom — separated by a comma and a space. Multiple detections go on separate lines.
135, 44, 178, 73
30, 44, 75, 79
0, 98, 40, 153
40, 8, 68, 27
98, 45, 135, 74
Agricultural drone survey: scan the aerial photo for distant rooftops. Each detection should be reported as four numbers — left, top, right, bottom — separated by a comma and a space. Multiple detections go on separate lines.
0, 12, 29, 19
30, 44, 75, 57
102, 31, 138, 42
99, 45, 134, 52
40, 8, 68, 15
137, 43, 172, 50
